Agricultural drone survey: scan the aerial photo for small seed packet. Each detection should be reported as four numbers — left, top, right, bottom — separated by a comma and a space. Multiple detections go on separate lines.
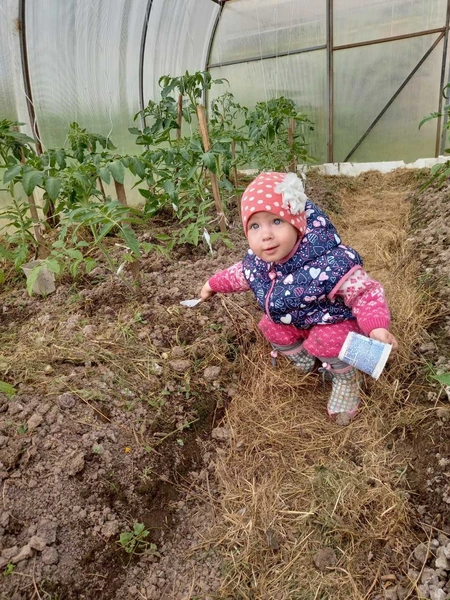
180, 298, 202, 308
338, 332, 392, 380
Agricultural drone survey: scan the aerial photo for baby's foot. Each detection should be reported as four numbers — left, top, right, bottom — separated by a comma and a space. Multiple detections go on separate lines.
333, 408, 358, 426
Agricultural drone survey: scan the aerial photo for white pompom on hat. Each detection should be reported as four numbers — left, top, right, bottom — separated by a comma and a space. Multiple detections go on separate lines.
241, 172, 308, 237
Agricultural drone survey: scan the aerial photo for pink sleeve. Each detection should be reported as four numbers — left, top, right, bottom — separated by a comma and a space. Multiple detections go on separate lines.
332, 268, 391, 336
208, 261, 250, 293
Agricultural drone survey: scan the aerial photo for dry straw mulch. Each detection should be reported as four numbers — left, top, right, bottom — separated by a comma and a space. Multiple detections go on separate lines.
208, 171, 440, 600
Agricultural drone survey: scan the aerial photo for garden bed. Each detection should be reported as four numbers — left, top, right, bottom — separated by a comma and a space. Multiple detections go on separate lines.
1, 170, 450, 599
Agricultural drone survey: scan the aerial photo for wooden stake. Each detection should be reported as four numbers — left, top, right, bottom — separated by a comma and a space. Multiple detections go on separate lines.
13, 126, 48, 257
114, 180, 128, 207
231, 140, 238, 188
28, 192, 48, 258
98, 177, 107, 202
129, 259, 141, 282
176, 93, 183, 141
231, 140, 241, 219
196, 104, 227, 233
288, 117, 296, 173
112, 178, 140, 280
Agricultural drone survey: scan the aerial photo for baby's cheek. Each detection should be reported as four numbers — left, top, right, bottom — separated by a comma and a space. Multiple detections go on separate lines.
247, 237, 260, 255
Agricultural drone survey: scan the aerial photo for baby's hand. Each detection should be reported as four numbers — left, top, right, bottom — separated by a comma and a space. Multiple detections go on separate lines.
369, 328, 398, 350
200, 281, 216, 302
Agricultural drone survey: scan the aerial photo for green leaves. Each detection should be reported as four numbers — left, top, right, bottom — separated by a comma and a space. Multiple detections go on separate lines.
162, 180, 177, 200
99, 166, 111, 184
432, 373, 450, 386
0, 119, 36, 162
419, 112, 441, 129
129, 157, 146, 179
55, 148, 67, 169
45, 176, 62, 201
64, 200, 142, 259
3, 164, 22, 184
118, 523, 156, 557
201, 151, 217, 173
0, 75, 318, 295
122, 225, 141, 258
22, 169, 43, 196
25, 262, 44, 296
0, 381, 15, 397
244, 97, 314, 172
419, 87, 450, 187
108, 159, 125, 184
46, 258, 63, 274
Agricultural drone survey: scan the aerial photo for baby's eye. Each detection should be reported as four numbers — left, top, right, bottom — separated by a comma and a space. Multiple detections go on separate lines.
273, 218, 282, 225
249, 223, 259, 230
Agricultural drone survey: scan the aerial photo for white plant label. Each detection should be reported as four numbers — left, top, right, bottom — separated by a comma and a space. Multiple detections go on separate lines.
180, 298, 202, 307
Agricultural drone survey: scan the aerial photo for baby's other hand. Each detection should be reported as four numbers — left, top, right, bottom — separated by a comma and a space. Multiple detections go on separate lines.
369, 328, 398, 350
200, 281, 216, 302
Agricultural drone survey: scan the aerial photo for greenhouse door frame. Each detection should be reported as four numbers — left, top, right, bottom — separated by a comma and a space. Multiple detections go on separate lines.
207, 0, 450, 163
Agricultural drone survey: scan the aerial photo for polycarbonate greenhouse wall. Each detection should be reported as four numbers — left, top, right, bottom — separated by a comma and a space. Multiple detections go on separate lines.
1, 0, 450, 164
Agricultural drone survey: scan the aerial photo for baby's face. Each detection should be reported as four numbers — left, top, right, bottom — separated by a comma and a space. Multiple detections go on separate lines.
247, 211, 298, 262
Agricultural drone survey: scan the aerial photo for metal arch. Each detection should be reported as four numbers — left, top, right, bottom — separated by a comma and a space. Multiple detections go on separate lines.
18, 0, 43, 154
436, 0, 450, 157
208, 44, 326, 70
343, 32, 445, 163
138, 0, 154, 129
203, 0, 229, 108
205, 0, 228, 72
326, 0, 333, 162
439, 0, 450, 156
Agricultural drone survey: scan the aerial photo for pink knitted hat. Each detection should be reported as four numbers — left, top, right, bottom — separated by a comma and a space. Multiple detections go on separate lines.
241, 172, 308, 237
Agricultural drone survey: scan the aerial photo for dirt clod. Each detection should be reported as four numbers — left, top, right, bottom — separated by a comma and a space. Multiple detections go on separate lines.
204, 366, 222, 381
313, 547, 338, 570
168, 359, 191, 373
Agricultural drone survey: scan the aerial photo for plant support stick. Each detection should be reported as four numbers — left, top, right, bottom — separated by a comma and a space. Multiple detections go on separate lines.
231, 140, 240, 218
177, 93, 183, 141
113, 179, 141, 281
114, 180, 128, 207
288, 118, 296, 173
13, 126, 48, 257
196, 105, 227, 233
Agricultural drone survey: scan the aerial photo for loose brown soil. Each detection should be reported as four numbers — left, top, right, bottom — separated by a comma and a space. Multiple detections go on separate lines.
0, 170, 449, 600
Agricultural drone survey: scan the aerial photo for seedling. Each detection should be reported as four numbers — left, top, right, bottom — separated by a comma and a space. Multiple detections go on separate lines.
117, 523, 159, 558
0, 381, 15, 397
432, 372, 450, 386
133, 312, 147, 324
3, 563, 15, 576
140, 466, 151, 481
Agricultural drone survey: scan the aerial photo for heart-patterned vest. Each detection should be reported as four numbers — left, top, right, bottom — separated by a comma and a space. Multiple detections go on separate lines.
242, 200, 363, 329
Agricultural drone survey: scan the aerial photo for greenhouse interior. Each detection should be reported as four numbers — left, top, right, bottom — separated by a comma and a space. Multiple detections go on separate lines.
1, 1, 450, 599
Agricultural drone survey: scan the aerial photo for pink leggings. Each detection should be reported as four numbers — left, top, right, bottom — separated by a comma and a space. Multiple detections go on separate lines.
258, 315, 361, 358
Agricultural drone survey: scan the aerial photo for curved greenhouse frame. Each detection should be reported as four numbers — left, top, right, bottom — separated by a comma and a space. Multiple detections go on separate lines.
2, 5, 450, 599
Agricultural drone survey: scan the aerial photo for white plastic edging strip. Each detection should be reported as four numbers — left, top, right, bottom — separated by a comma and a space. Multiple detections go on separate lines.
240, 156, 449, 177
313, 156, 449, 176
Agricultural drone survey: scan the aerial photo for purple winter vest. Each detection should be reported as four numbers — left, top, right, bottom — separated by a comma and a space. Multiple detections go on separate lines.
242, 200, 363, 329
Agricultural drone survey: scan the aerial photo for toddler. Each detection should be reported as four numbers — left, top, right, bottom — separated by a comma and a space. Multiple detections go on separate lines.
200, 172, 397, 420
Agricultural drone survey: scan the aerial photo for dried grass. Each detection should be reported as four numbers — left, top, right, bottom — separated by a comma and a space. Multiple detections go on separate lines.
208, 170, 438, 599
1, 170, 440, 598
0, 297, 239, 448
